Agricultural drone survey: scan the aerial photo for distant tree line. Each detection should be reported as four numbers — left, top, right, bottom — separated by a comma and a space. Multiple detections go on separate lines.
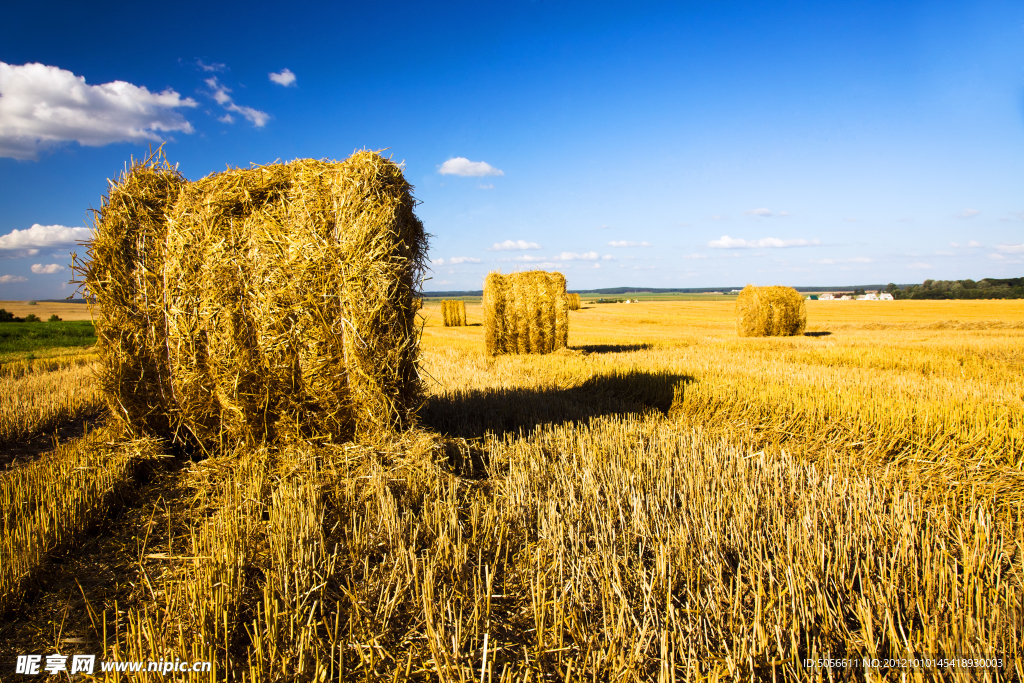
885, 277, 1024, 300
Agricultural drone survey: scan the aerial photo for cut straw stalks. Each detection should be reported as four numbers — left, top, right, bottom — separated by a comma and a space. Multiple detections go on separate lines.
441, 300, 467, 327
483, 271, 569, 356
0, 361, 104, 447
567, 292, 581, 311
735, 284, 806, 337
80, 149, 427, 452
0, 428, 157, 614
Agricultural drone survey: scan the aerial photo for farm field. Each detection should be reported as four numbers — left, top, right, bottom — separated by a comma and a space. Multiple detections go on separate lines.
1, 300, 1022, 681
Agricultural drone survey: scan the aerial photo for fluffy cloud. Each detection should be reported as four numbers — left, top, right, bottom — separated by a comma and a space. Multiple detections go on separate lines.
488, 239, 540, 251
195, 60, 227, 73
0, 275, 28, 283
31, 263, 64, 274
997, 243, 1024, 254
557, 251, 599, 261
0, 62, 197, 160
708, 235, 821, 249
0, 224, 91, 254
438, 157, 504, 177
951, 241, 983, 248
744, 208, 773, 217
956, 209, 980, 218
448, 256, 481, 264
608, 240, 651, 247
269, 68, 296, 87
205, 77, 270, 127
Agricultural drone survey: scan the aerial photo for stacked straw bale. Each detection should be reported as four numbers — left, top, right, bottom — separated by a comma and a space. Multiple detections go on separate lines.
441, 300, 466, 327
735, 284, 807, 337
483, 271, 568, 355
567, 293, 581, 311
83, 150, 427, 450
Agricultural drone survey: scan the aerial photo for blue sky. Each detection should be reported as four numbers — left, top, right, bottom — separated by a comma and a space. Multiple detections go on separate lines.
1, 0, 1022, 297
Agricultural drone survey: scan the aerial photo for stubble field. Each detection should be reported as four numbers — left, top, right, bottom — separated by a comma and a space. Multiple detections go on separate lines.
1, 300, 1021, 681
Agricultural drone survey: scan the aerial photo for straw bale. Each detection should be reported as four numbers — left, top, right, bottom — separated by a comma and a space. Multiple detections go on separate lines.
80, 150, 185, 438
83, 150, 427, 450
735, 284, 807, 337
441, 300, 466, 327
482, 270, 568, 355
567, 292, 581, 311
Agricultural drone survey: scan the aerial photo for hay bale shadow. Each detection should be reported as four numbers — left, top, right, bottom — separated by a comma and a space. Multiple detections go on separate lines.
572, 343, 652, 354
803, 331, 832, 337
422, 370, 691, 442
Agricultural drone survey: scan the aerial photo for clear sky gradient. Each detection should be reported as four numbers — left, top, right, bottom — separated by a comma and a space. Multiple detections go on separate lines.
1, 0, 1022, 297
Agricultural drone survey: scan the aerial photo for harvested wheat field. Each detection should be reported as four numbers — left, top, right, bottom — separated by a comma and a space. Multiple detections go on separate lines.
1, 297, 1022, 681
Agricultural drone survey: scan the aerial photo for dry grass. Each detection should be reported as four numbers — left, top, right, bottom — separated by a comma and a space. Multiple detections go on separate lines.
1, 299, 1022, 680
0, 301, 93, 321
0, 361, 104, 447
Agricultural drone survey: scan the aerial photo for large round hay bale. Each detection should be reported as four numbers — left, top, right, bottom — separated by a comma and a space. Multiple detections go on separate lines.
85, 151, 427, 450
482, 270, 568, 355
735, 284, 806, 337
441, 300, 466, 327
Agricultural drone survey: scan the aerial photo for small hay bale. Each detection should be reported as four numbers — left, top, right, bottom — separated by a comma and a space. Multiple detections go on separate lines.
567, 292, 581, 311
735, 284, 807, 337
441, 300, 466, 327
482, 270, 568, 355
83, 150, 427, 450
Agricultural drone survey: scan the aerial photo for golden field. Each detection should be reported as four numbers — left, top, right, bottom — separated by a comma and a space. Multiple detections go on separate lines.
0, 299, 1021, 681
0, 300, 93, 321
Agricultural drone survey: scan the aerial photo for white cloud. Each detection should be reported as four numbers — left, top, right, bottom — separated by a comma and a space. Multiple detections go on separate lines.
777, 211, 790, 217
0, 62, 197, 160
601, 254, 615, 260
0, 274, 27, 283
0, 224, 91, 253
195, 60, 227, 73
510, 254, 549, 262
558, 251, 600, 261
31, 263, 64, 274
951, 241, 983, 249
997, 243, 1024, 254
488, 239, 540, 251
956, 209, 980, 218
968, 240, 982, 247
745, 208, 773, 217
608, 240, 651, 247
268, 68, 296, 87
432, 258, 445, 265
478, 184, 494, 190
205, 77, 270, 127
448, 256, 481, 264
708, 235, 821, 249
711, 215, 726, 220
811, 257, 872, 265
438, 157, 504, 177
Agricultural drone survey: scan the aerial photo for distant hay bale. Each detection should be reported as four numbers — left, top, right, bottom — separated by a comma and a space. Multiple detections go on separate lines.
82, 150, 427, 450
483, 271, 568, 355
735, 285, 807, 337
567, 293, 581, 311
441, 300, 466, 327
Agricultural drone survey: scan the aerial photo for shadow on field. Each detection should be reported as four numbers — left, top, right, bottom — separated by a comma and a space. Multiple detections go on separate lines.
803, 331, 832, 337
572, 343, 652, 354
422, 370, 691, 442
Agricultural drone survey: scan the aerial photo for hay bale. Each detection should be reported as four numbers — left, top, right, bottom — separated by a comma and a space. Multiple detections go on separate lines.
567, 292, 581, 311
83, 150, 427, 450
79, 150, 185, 439
735, 285, 807, 337
482, 270, 568, 355
441, 300, 466, 327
